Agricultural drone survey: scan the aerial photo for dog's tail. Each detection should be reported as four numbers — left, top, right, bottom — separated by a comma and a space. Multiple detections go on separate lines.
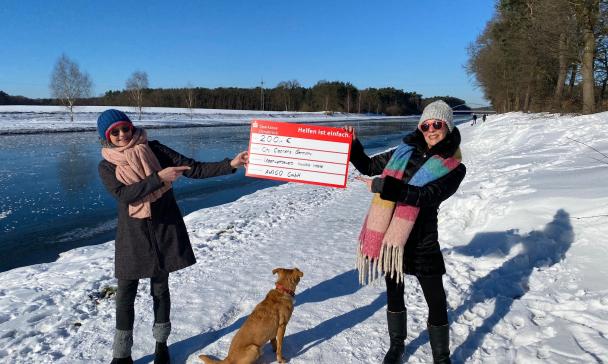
198, 354, 226, 364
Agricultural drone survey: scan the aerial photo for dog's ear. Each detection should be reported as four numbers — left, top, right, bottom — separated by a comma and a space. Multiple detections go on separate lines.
272, 268, 282, 275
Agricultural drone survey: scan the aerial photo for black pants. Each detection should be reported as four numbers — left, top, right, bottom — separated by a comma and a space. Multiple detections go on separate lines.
115, 273, 171, 330
386, 274, 448, 326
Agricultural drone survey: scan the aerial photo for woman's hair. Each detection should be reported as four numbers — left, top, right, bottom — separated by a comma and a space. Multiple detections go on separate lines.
100, 138, 115, 148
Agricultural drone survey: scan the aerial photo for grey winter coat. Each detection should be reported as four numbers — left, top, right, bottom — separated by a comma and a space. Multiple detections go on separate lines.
98, 140, 235, 279
349, 127, 466, 276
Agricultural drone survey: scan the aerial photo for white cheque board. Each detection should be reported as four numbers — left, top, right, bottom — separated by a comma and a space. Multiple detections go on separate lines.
246, 120, 353, 188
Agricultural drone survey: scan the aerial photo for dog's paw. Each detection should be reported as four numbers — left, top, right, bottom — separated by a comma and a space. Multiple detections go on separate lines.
277, 356, 288, 363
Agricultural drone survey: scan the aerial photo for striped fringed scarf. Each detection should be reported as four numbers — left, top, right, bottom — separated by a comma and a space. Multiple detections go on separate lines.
357, 143, 462, 284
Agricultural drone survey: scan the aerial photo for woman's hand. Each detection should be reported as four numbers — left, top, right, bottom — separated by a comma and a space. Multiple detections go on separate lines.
158, 166, 191, 183
355, 175, 373, 192
230, 151, 249, 169
343, 125, 356, 141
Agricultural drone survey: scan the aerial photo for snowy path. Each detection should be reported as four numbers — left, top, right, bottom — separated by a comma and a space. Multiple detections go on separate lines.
1, 112, 608, 363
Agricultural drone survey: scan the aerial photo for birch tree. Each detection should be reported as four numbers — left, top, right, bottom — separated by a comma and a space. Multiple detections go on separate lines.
184, 83, 196, 119
49, 54, 92, 121
126, 71, 149, 120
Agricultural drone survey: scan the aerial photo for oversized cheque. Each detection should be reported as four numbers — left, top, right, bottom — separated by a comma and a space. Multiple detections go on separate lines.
246, 120, 353, 188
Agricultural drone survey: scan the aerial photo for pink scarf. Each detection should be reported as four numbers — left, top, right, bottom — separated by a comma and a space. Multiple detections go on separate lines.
101, 128, 171, 219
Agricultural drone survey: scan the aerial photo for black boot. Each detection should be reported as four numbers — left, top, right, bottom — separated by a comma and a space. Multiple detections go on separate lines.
428, 323, 451, 364
110, 357, 133, 364
154, 342, 170, 364
383, 310, 407, 364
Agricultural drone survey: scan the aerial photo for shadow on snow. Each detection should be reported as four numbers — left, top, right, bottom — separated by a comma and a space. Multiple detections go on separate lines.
404, 209, 573, 363
139, 209, 572, 363
153, 269, 377, 363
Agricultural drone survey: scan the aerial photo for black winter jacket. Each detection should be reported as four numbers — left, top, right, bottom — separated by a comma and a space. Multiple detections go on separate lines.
99, 140, 235, 279
350, 128, 466, 276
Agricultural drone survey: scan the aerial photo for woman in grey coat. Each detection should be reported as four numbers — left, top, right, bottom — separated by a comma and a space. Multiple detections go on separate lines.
97, 109, 248, 364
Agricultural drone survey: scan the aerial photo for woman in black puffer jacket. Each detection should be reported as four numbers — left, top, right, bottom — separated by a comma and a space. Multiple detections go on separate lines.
346, 100, 465, 364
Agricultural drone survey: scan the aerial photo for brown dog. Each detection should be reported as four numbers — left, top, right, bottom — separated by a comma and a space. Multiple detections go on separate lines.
199, 267, 304, 364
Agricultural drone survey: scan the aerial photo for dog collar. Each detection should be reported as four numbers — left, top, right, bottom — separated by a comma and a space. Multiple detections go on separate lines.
275, 283, 295, 297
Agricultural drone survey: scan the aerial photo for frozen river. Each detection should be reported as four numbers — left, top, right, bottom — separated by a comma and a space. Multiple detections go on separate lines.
0, 119, 428, 272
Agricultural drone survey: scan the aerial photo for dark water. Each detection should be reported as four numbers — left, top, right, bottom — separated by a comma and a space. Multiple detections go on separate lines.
0, 117, 467, 272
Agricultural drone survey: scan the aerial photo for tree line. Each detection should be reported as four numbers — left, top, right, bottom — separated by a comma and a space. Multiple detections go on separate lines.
467, 0, 608, 114
95, 82, 464, 116
0, 91, 52, 105
1, 54, 470, 120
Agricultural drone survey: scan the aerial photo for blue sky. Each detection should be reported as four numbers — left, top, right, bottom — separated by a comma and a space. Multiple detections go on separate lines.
1, 0, 495, 106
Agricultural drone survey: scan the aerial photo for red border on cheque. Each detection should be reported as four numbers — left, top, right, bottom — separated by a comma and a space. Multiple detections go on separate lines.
246, 120, 353, 188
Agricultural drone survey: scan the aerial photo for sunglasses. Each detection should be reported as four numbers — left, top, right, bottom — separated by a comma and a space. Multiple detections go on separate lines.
109, 125, 132, 136
419, 120, 444, 132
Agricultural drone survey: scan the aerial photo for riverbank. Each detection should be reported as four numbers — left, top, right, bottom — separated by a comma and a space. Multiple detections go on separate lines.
1, 111, 607, 363
0, 105, 406, 135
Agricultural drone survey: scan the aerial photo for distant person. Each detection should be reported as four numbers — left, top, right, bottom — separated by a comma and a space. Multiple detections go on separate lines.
344, 100, 466, 364
471, 113, 477, 125
96, 109, 248, 364
482, 114, 487, 123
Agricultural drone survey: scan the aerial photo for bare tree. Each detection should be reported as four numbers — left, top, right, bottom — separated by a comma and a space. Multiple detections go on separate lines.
466, 0, 604, 113
126, 71, 149, 120
260, 78, 265, 111
276, 81, 290, 111
184, 83, 196, 119
554, 32, 570, 106
49, 54, 92, 121
595, 0, 608, 106
597, 35, 608, 103
573, 0, 600, 114
346, 89, 351, 113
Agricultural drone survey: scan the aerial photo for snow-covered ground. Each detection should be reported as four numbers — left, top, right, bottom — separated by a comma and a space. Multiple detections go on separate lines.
1, 111, 607, 363
0, 105, 403, 134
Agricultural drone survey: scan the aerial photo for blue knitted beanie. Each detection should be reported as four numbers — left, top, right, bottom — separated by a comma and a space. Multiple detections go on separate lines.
97, 109, 132, 141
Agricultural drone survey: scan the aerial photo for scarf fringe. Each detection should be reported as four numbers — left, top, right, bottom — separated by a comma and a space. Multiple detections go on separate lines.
357, 244, 404, 285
